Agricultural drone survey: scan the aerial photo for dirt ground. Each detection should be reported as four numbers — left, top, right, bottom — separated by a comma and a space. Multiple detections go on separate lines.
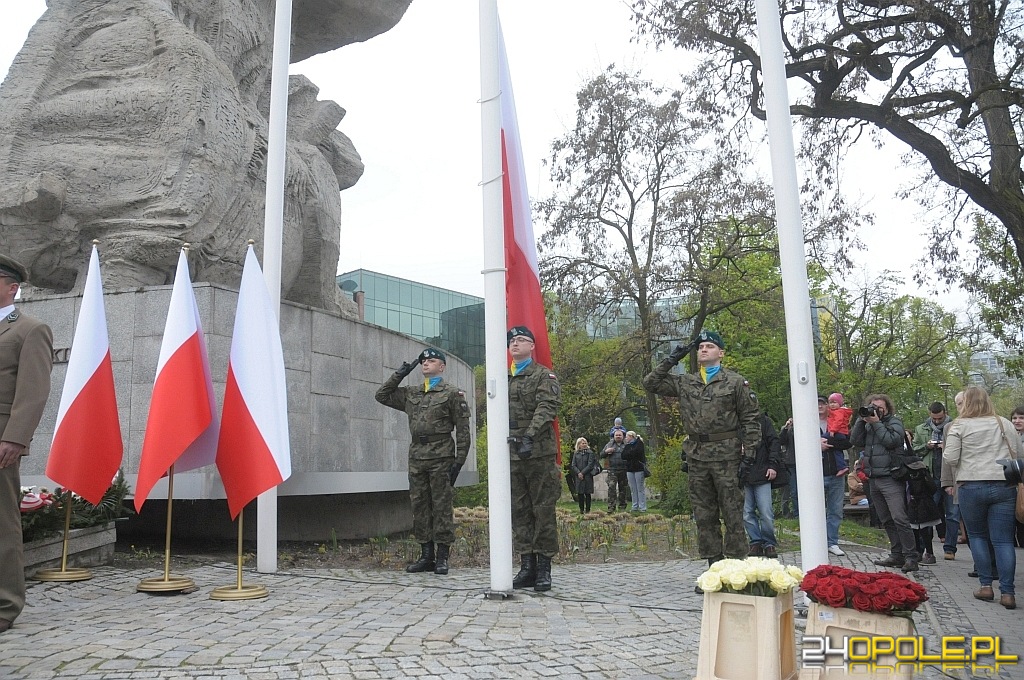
112, 506, 805, 572
110, 503, 815, 573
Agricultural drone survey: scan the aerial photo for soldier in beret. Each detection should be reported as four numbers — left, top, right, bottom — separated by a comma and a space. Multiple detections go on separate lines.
0, 255, 53, 634
506, 326, 562, 592
643, 330, 760, 570
375, 347, 470, 575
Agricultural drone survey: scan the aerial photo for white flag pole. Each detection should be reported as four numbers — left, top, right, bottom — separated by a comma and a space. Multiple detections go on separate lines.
479, 0, 514, 595
257, 0, 293, 574
752, 0, 827, 573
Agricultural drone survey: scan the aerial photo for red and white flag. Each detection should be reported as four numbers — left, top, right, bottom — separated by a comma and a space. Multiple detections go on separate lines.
499, 27, 552, 368
499, 25, 560, 459
46, 246, 123, 505
216, 246, 291, 519
135, 249, 218, 511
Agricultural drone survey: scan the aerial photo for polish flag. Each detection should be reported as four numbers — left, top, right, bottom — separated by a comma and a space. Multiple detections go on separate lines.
215, 246, 291, 519
499, 26, 560, 459
46, 246, 123, 505
135, 249, 218, 511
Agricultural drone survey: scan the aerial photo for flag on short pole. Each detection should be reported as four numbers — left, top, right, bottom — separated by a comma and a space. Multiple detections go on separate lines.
46, 245, 123, 505
215, 245, 291, 519
499, 26, 561, 459
134, 249, 218, 511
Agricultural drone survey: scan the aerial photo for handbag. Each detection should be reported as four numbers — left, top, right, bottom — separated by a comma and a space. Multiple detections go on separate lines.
642, 462, 651, 479
995, 418, 1024, 523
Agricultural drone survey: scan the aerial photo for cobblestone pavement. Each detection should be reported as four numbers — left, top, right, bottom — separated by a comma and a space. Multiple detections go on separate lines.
1, 542, 1021, 679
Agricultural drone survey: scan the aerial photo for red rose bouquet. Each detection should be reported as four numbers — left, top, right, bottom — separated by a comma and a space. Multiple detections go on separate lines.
801, 564, 928, 616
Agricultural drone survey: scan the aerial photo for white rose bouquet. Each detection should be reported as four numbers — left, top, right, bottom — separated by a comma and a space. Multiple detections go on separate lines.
696, 557, 803, 597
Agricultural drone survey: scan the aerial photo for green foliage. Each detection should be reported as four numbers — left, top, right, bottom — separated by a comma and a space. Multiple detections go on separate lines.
454, 424, 489, 507
21, 471, 132, 543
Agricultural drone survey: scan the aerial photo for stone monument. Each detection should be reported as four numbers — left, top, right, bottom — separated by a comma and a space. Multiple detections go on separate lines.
0, 0, 413, 313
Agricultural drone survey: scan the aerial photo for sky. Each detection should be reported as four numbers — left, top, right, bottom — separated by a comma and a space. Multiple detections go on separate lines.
0, 0, 934, 302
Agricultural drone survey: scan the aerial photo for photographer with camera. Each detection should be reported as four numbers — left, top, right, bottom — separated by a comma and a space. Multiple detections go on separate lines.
852, 394, 919, 572
912, 402, 955, 562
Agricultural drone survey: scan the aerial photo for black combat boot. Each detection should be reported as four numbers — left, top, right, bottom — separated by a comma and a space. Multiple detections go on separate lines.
534, 554, 552, 592
434, 543, 450, 575
512, 553, 537, 589
406, 542, 435, 573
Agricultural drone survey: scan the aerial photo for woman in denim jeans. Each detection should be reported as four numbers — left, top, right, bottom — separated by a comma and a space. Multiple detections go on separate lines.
944, 386, 1023, 610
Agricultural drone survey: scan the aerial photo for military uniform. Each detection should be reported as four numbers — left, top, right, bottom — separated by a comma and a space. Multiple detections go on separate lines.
508, 360, 561, 557
0, 289, 54, 628
643, 357, 759, 559
375, 370, 470, 548
601, 438, 629, 512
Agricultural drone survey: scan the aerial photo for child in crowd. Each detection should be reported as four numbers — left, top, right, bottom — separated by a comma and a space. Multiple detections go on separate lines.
827, 393, 853, 436
608, 417, 627, 440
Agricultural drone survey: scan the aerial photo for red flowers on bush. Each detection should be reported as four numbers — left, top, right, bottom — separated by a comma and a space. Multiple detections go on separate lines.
801, 564, 928, 614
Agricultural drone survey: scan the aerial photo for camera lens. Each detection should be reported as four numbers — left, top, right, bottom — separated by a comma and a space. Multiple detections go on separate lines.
997, 458, 1024, 485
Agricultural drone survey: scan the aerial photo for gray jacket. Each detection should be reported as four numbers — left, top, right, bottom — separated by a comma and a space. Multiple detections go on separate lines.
851, 413, 906, 478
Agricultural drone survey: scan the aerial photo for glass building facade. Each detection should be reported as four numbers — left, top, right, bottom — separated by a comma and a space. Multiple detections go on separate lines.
337, 269, 485, 367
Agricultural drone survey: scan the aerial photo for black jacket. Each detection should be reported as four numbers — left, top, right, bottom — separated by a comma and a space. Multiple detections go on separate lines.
622, 438, 646, 473
746, 414, 782, 486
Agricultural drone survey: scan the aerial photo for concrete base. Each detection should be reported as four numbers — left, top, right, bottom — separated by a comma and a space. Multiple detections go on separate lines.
805, 603, 915, 675
24, 523, 116, 577
121, 491, 413, 543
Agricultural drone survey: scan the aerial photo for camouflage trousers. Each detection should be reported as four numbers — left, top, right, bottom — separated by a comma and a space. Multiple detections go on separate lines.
510, 456, 560, 557
606, 469, 630, 511
409, 457, 455, 545
688, 458, 747, 559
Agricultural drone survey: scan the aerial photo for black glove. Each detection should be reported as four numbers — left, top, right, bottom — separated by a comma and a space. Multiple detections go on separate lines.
396, 361, 416, 378
681, 457, 689, 473
517, 435, 534, 458
738, 458, 754, 485
448, 461, 464, 486
668, 338, 698, 364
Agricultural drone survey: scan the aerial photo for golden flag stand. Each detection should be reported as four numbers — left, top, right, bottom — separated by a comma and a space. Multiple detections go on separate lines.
137, 465, 195, 593
32, 498, 93, 582
210, 507, 268, 601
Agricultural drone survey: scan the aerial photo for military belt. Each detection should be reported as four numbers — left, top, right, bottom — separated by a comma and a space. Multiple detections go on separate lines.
414, 433, 451, 444
696, 432, 737, 443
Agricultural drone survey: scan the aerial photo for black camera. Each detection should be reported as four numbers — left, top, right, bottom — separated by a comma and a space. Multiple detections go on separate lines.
858, 405, 879, 418
996, 458, 1024, 485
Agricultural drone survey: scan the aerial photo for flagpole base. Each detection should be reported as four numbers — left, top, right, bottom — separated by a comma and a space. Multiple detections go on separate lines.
137, 575, 196, 593
484, 589, 514, 600
33, 567, 93, 582
210, 583, 269, 601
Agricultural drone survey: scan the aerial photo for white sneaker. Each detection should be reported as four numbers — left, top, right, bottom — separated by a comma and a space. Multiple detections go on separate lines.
828, 545, 846, 556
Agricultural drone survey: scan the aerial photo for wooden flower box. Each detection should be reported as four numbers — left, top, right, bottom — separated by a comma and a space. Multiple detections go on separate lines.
805, 602, 916, 676
23, 523, 116, 577
696, 590, 798, 680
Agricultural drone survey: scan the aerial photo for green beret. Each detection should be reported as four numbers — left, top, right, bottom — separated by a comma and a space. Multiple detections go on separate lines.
507, 326, 535, 346
697, 330, 725, 349
418, 347, 446, 364
0, 254, 29, 283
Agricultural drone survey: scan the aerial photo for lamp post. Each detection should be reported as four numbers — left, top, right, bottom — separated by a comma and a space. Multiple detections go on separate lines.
938, 382, 952, 409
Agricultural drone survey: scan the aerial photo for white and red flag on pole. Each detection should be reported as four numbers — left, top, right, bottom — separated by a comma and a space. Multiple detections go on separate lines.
134, 249, 218, 511
215, 245, 291, 519
47, 245, 123, 505
498, 26, 560, 459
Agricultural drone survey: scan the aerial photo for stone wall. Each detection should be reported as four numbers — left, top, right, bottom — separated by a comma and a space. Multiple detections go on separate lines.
18, 284, 478, 540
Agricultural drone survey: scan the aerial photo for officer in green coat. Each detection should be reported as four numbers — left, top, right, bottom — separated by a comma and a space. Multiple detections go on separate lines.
643, 330, 760, 565
506, 326, 562, 592
376, 348, 470, 575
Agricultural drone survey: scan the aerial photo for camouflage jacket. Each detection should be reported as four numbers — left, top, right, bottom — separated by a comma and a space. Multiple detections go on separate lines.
643, 360, 760, 463
508, 360, 561, 460
375, 372, 471, 463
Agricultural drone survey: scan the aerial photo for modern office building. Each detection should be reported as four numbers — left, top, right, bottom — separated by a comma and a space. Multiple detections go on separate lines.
337, 269, 485, 367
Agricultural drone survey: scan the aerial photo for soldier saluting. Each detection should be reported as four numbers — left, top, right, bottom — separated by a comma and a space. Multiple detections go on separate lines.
643, 330, 760, 568
376, 348, 470, 575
